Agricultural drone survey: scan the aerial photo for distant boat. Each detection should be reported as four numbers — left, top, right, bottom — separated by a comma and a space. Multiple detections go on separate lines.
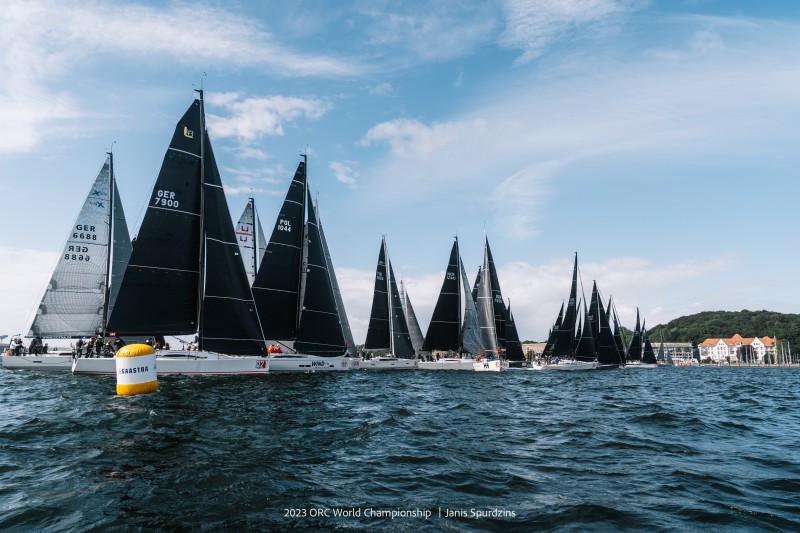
419, 237, 481, 370
73, 92, 269, 376
361, 237, 416, 370
235, 196, 266, 285
4, 152, 132, 372
537, 253, 597, 371
251, 155, 355, 371
588, 281, 624, 369
624, 309, 658, 368
474, 234, 521, 372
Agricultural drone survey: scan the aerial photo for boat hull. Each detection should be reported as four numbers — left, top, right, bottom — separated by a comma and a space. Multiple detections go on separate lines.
2, 353, 73, 371
71, 351, 270, 376
266, 354, 354, 372
473, 359, 503, 372
623, 362, 659, 369
417, 358, 475, 370
359, 357, 416, 370
540, 359, 598, 371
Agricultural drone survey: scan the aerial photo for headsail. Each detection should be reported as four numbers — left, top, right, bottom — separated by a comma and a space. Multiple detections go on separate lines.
235, 198, 264, 285
318, 202, 356, 355
30, 154, 130, 338
294, 189, 347, 356
476, 240, 498, 357
504, 303, 526, 361
459, 258, 482, 355
401, 281, 425, 355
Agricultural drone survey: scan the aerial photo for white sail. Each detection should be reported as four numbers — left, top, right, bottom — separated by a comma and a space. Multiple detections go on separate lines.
235, 198, 259, 285
459, 258, 482, 355
401, 280, 425, 354
109, 177, 132, 315
29, 155, 126, 338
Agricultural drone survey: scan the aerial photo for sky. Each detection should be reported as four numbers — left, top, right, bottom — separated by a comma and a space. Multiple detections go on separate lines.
1, 0, 799, 344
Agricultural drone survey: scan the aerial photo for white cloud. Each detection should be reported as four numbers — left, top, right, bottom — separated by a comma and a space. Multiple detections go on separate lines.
0, 246, 58, 336
368, 83, 393, 96
499, 0, 639, 63
207, 92, 333, 141
360, 118, 484, 159
329, 161, 359, 188
0, 0, 359, 154
360, 3, 498, 64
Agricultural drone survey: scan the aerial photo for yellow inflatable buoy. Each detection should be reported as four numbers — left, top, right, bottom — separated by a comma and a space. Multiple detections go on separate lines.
116, 344, 158, 396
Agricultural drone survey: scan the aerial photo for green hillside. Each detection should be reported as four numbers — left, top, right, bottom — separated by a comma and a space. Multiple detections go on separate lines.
649, 309, 799, 350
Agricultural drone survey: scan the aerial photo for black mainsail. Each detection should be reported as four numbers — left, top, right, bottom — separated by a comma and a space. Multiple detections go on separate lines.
252, 157, 348, 356
423, 239, 461, 352
626, 308, 643, 362
504, 303, 526, 362
108, 93, 264, 355
252, 162, 306, 341
364, 237, 414, 357
294, 189, 347, 355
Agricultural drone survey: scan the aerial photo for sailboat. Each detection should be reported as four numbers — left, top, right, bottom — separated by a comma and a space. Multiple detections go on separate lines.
537, 253, 598, 371
235, 197, 266, 285
473, 234, 523, 372
361, 237, 417, 369
418, 237, 482, 370
588, 281, 623, 369
251, 155, 355, 371
4, 152, 132, 371
624, 309, 657, 368
72, 91, 270, 376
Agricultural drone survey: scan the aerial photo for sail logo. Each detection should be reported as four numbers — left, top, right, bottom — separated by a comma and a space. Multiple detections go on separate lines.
183, 127, 194, 139
278, 219, 292, 232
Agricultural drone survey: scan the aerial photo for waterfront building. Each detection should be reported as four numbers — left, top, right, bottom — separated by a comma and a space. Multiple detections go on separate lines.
699, 334, 776, 363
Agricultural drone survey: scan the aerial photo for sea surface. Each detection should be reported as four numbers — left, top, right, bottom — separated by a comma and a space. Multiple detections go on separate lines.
1, 366, 798, 532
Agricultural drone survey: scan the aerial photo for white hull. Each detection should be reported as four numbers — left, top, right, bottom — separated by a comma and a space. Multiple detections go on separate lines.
417, 358, 475, 370
624, 362, 659, 369
473, 359, 503, 372
540, 359, 598, 371
71, 351, 270, 376
2, 353, 73, 371
266, 354, 354, 372
359, 357, 417, 370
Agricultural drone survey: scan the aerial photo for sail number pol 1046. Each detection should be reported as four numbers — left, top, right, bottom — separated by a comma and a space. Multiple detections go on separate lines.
154, 190, 179, 208
277, 219, 292, 232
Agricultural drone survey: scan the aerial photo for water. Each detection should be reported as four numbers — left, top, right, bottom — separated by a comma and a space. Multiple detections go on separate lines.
1, 367, 798, 532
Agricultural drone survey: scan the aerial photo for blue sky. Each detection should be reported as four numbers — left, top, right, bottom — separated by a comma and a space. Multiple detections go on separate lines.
1, 0, 798, 343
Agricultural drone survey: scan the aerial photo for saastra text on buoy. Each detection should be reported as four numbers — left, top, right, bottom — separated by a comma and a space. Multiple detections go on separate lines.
116, 344, 158, 396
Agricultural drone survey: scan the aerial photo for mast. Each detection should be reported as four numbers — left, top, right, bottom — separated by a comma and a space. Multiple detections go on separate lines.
100, 150, 115, 337
250, 197, 258, 277
296, 152, 308, 338
456, 237, 462, 352
195, 88, 206, 349
384, 237, 394, 354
